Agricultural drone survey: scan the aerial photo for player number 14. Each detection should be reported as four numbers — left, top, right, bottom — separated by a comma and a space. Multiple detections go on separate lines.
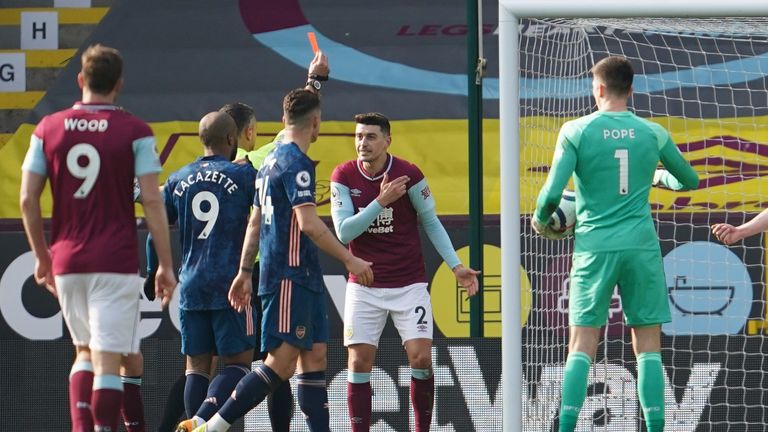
255, 177, 274, 225
614, 148, 628, 195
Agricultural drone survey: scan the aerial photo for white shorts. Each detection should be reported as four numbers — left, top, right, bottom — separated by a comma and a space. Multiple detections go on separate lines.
343, 282, 433, 347
55, 273, 142, 354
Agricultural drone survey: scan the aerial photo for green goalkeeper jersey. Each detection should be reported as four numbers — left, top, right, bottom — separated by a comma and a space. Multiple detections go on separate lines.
534, 110, 699, 253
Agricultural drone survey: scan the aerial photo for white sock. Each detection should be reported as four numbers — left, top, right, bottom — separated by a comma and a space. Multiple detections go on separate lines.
205, 413, 231, 432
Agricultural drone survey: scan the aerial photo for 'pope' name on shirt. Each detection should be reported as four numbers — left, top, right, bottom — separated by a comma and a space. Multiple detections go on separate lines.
173, 170, 238, 197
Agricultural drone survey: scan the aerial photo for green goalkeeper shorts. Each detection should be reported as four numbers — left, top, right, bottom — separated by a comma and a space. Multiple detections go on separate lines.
568, 249, 671, 328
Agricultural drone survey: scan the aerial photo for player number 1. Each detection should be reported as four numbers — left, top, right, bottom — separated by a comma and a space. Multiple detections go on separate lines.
192, 191, 220, 239
614, 149, 628, 195
66, 143, 100, 199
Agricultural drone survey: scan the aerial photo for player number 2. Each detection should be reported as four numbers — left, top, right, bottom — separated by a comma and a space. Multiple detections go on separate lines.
66, 143, 101, 198
415, 306, 427, 324
614, 149, 628, 195
192, 191, 219, 239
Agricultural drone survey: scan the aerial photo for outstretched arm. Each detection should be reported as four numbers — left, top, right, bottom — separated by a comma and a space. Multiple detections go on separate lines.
712, 209, 768, 245
409, 179, 480, 296
295, 204, 373, 286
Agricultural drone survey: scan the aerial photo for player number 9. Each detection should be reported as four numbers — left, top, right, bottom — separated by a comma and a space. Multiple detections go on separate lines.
192, 191, 220, 239
66, 143, 101, 199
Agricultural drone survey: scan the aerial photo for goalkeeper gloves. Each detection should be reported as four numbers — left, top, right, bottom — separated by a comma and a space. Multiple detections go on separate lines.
652, 169, 668, 187
531, 215, 568, 240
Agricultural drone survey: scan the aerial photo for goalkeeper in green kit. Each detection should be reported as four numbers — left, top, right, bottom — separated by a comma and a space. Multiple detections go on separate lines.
531, 56, 699, 432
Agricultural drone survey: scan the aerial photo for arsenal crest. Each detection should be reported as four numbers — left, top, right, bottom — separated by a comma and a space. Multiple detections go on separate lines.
296, 325, 306, 339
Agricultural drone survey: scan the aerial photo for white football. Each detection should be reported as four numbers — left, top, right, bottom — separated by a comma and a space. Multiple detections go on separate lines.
548, 190, 576, 236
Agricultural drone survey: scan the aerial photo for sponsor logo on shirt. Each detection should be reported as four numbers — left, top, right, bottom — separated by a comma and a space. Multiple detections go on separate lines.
366, 207, 395, 234
350, 188, 362, 197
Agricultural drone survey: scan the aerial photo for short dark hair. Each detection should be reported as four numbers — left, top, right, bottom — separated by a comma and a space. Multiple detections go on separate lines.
354, 112, 390, 136
591, 56, 633, 96
80, 44, 123, 94
282, 88, 320, 125
219, 102, 256, 135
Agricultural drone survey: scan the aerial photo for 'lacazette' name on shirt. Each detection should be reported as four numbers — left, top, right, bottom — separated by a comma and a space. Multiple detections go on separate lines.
172, 170, 239, 197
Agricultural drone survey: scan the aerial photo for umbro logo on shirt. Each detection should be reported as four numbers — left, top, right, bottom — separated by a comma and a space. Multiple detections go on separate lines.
350, 188, 362, 197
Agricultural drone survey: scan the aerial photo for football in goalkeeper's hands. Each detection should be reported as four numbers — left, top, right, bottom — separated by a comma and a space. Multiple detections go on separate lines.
548, 190, 576, 236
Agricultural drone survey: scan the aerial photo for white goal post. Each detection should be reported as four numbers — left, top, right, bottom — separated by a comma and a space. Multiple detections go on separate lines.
499, 2, 768, 431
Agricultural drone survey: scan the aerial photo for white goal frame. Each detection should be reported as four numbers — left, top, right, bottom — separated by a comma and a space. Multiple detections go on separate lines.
498, 1, 768, 431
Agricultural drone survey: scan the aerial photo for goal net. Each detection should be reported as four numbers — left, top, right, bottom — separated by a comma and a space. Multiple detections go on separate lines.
514, 17, 768, 431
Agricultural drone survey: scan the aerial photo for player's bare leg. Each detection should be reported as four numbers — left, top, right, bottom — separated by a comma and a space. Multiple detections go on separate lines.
405, 338, 434, 432
568, 326, 601, 357
70, 346, 94, 432
120, 352, 145, 432
632, 325, 665, 432
91, 350, 125, 432
347, 343, 377, 431
559, 326, 600, 432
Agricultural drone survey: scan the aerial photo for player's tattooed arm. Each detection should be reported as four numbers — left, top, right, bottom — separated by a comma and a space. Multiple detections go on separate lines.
238, 208, 261, 269
295, 204, 374, 286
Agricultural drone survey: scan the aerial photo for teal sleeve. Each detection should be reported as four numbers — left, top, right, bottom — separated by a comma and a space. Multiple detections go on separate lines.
659, 139, 699, 190
408, 178, 461, 269
145, 233, 158, 275
22, 134, 47, 175
330, 181, 384, 244
533, 131, 577, 225
133, 136, 162, 177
